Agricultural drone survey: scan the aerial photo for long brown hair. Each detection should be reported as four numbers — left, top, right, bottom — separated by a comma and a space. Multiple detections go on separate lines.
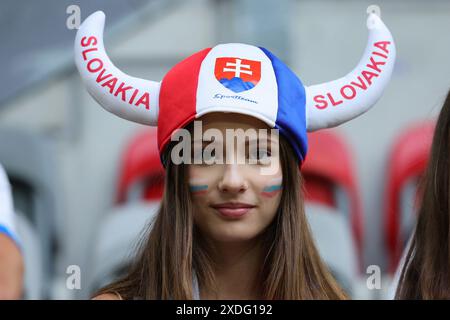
395, 90, 450, 299
95, 133, 347, 299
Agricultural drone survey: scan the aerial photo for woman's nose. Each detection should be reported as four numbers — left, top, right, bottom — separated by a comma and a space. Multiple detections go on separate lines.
217, 164, 248, 194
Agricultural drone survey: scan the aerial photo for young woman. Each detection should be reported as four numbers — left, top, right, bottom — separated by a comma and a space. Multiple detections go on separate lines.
74, 8, 395, 299
394, 89, 450, 299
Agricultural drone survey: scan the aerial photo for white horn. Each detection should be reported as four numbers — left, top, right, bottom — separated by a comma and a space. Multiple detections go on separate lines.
305, 7, 396, 131
74, 11, 159, 126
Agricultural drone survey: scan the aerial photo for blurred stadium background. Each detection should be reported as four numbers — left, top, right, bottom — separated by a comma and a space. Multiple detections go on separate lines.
1, 0, 450, 299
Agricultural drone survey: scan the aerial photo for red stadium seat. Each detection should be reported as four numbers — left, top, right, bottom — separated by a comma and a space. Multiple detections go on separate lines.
384, 122, 435, 273
302, 130, 363, 270
91, 129, 163, 295
116, 128, 165, 204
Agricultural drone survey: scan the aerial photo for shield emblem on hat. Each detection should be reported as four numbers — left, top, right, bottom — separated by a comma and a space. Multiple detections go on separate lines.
214, 57, 261, 93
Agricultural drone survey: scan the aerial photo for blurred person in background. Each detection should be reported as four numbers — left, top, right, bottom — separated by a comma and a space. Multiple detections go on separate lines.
74, 7, 395, 300
0, 163, 24, 300
394, 89, 450, 299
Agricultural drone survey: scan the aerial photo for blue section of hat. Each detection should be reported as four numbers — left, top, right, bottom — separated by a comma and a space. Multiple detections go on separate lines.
258, 47, 308, 163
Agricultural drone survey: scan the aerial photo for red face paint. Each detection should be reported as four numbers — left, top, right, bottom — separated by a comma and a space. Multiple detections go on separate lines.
261, 184, 282, 198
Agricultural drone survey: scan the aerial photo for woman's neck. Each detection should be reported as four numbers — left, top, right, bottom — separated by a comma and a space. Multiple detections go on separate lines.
201, 237, 265, 300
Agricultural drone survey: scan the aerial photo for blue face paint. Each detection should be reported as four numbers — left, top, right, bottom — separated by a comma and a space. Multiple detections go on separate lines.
189, 184, 209, 195
261, 184, 282, 197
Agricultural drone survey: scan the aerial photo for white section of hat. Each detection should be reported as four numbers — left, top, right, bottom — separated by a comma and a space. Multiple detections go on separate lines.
195, 43, 278, 127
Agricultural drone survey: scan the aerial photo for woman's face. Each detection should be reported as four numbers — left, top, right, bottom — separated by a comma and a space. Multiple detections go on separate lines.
187, 112, 283, 243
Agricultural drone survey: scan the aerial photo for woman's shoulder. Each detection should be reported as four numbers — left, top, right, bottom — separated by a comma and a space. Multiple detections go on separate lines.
92, 292, 123, 300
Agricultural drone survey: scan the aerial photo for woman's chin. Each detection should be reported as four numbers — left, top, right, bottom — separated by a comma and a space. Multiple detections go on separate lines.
205, 224, 262, 243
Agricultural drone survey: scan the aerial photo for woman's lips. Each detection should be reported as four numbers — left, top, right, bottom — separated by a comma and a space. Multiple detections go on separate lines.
211, 203, 255, 218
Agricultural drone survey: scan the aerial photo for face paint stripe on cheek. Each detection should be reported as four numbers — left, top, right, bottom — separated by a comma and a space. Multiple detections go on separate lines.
260, 176, 282, 197
261, 184, 282, 197
189, 184, 209, 195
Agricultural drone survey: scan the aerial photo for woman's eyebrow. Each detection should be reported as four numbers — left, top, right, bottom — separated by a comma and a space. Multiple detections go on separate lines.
246, 137, 277, 145
192, 139, 214, 142
191, 139, 218, 144
190, 137, 277, 145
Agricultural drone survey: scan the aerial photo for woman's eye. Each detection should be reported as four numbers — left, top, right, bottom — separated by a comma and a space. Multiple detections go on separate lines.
203, 149, 216, 161
248, 149, 271, 163
192, 148, 216, 164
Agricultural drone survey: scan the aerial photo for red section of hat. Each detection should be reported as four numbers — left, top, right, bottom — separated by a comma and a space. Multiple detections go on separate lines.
158, 48, 213, 156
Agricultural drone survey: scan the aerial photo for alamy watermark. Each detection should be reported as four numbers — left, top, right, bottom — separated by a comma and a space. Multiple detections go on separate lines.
169, 120, 280, 175
366, 265, 382, 290
66, 265, 81, 290
66, 5, 81, 30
